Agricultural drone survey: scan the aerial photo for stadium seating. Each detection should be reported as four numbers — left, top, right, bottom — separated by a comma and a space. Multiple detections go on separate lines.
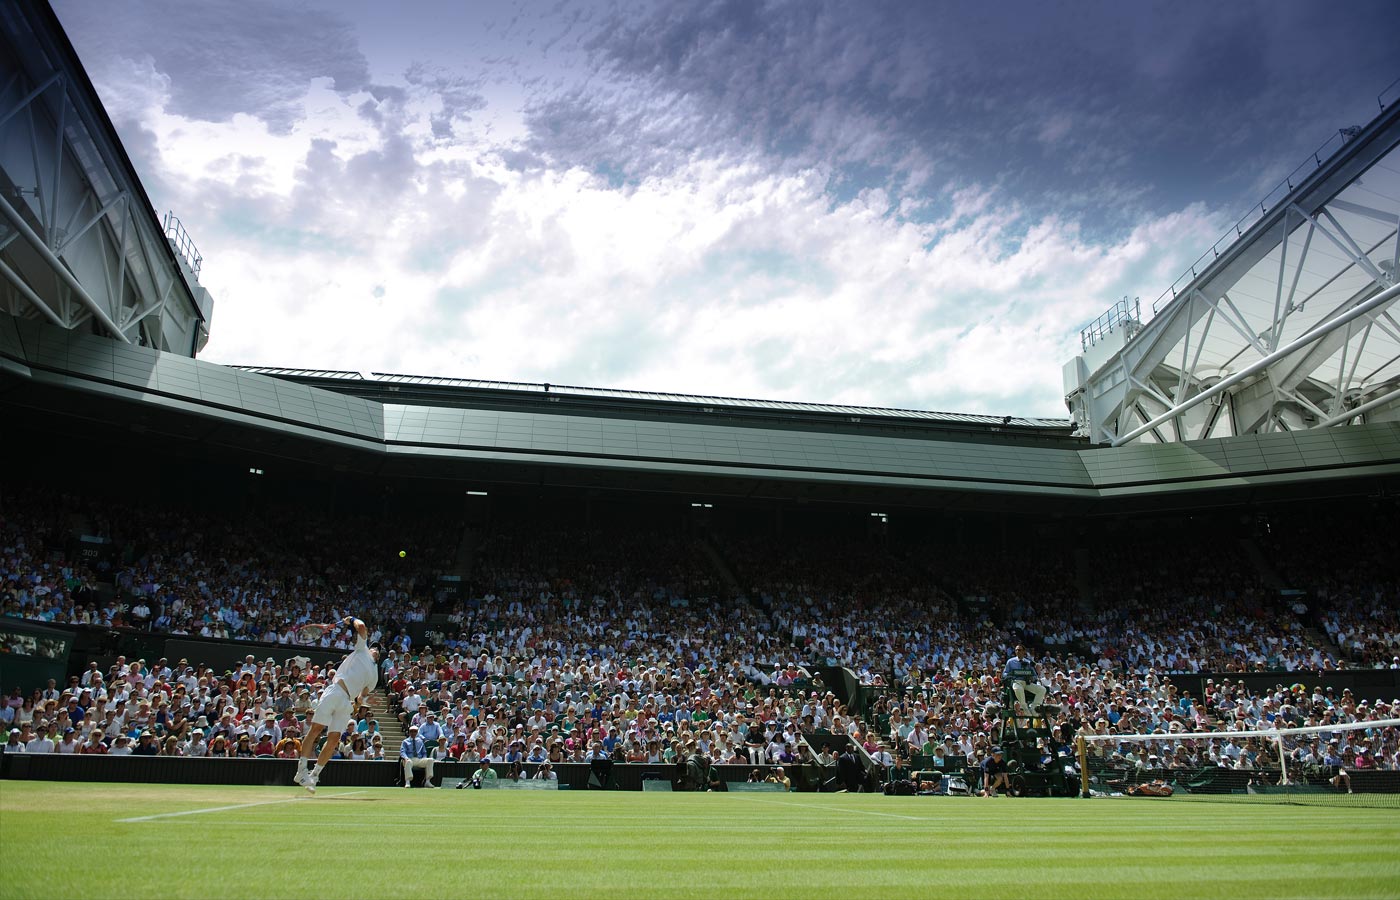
1, 484, 1396, 783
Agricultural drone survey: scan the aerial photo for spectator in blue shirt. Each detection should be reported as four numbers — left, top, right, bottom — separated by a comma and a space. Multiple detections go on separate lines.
399, 725, 437, 788
417, 711, 444, 745
1003, 645, 1046, 713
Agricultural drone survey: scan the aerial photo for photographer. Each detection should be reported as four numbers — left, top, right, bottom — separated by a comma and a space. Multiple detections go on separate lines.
588, 739, 613, 787
470, 757, 498, 788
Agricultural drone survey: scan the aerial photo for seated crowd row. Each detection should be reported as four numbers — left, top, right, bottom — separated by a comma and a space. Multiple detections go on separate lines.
1, 487, 1396, 777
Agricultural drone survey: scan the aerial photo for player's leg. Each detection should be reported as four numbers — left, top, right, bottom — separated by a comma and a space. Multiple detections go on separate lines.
314, 725, 340, 769
296, 722, 325, 784
303, 694, 350, 791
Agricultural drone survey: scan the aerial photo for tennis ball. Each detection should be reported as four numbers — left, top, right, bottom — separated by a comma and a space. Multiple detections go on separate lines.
398, 550, 406, 558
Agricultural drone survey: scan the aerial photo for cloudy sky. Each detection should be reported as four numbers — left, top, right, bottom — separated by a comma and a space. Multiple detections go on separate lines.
54, 0, 1400, 417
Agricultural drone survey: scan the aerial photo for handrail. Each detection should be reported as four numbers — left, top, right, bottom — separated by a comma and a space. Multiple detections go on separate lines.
1147, 77, 1400, 320
162, 211, 202, 279
1150, 127, 1350, 317
1380, 76, 1400, 113
1080, 297, 1140, 352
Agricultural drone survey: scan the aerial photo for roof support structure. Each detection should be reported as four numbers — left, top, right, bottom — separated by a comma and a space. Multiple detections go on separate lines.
0, 3, 211, 355
1318, 383, 1400, 427
0, 252, 64, 327
1113, 282, 1400, 445
1066, 92, 1400, 444
0, 190, 129, 342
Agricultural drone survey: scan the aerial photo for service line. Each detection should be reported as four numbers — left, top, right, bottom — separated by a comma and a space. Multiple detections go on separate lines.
116, 790, 368, 822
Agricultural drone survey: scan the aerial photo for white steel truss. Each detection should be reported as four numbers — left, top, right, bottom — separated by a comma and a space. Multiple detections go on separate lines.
1066, 85, 1400, 445
0, 3, 211, 356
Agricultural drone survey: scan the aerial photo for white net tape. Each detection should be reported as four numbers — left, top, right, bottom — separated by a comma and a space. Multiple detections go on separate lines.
1079, 718, 1400, 746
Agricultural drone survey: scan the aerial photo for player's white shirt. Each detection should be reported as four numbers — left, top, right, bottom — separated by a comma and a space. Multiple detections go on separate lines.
334, 635, 378, 700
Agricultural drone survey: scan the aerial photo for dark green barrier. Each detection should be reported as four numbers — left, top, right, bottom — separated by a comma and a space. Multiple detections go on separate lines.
0, 754, 820, 791
1165, 670, 1400, 703
0, 619, 73, 695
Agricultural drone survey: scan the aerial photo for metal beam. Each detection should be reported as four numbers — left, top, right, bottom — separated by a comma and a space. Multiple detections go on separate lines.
55, 190, 126, 253
1274, 278, 1400, 391
1317, 384, 1400, 427
0, 191, 130, 343
1112, 282, 1400, 445
0, 255, 67, 327
0, 71, 60, 131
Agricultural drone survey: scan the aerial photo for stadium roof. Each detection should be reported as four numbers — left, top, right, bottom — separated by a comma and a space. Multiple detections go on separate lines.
6, 316, 1400, 508
227, 367, 1072, 432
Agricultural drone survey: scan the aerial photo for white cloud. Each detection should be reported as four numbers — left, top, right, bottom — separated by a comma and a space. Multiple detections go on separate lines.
97, 70, 1229, 417
62, 1, 1264, 419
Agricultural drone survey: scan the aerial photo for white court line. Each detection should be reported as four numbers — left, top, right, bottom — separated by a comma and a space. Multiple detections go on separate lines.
128, 815, 1345, 833
731, 795, 925, 821
116, 790, 367, 823
141, 819, 780, 830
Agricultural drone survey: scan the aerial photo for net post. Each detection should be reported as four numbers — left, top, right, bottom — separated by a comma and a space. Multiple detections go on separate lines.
1077, 735, 1090, 798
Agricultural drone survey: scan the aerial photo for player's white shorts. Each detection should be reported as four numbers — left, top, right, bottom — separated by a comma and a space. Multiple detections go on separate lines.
311, 685, 353, 729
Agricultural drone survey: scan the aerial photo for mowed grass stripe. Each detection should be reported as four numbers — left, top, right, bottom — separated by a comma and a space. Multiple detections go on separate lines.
2, 782, 1397, 900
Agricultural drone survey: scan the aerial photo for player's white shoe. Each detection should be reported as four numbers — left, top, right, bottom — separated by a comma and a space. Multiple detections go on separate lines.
296, 771, 317, 794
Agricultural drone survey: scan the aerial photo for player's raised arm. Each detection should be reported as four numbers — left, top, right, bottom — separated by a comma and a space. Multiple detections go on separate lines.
299, 616, 367, 641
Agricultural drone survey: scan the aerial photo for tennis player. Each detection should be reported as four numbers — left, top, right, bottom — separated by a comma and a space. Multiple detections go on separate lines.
294, 616, 377, 793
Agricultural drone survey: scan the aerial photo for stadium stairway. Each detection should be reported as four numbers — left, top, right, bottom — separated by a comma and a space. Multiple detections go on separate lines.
429, 525, 481, 617
454, 526, 480, 580
1073, 547, 1094, 603
1237, 538, 1346, 661
1238, 538, 1284, 590
696, 536, 744, 601
365, 692, 406, 750
699, 535, 799, 662
1299, 623, 1347, 663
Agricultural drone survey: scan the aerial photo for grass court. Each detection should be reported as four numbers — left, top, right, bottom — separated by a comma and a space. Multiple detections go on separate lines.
1, 781, 1397, 899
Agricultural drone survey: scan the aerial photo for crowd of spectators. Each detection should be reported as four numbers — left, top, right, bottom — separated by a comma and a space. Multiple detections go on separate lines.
379, 646, 826, 772
1, 486, 1396, 785
872, 655, 1400, 780
0, 486, 456, 649
1255, 505, 1400, 670
0, 648, 390, 761
383, 523, 826, 772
